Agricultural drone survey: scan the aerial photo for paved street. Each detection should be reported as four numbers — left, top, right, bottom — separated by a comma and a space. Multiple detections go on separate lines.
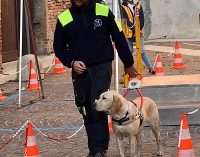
0, 69, 200, 157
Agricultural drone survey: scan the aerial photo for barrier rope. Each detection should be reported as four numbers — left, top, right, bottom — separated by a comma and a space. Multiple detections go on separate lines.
161, 49, 173, 58
0, 121, 84, 150
0, 65, 28, 78
43, 56, 56, 74
184, 108, 200, 115
182, 43, 200, 47
0, 55, 55, 79
152, 51, 173, 69
152, 54, 159, 69
0, 120, 28, 150
32, 123, 84, 143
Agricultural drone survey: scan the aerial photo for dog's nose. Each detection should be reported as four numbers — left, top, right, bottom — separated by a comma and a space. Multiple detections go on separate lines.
92, 100, 98, 111
94, 99, 97, 105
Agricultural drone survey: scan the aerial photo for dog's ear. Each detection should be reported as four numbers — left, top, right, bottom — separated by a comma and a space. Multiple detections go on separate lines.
107, 93, 122, 114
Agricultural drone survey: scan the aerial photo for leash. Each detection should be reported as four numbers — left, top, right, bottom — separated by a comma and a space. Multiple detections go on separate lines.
114, 79, 143, 126
123, 79, 143, 109
136, 88, 143, 109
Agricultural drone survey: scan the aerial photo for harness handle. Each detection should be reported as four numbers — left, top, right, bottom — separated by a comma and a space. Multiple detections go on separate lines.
123, 79, 143, 109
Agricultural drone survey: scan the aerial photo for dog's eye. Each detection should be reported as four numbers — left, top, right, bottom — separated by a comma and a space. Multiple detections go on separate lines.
102, 97, 106, 100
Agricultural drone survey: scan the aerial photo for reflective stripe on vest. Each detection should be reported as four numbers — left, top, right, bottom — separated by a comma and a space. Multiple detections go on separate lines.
121, 5, 133, 38
58, 4, 109, 27
58, 9, 73, 27
136, 2, 141, 10
134, 2, 144, 35
96, 3, 109, 17
115, 18, 122, 32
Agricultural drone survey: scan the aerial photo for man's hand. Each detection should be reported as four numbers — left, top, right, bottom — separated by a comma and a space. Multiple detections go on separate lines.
72, 61, 87, 75
124, 65, 138, 78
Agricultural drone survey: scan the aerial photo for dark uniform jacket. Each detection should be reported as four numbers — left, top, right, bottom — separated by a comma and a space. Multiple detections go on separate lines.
53, 1, 134, 68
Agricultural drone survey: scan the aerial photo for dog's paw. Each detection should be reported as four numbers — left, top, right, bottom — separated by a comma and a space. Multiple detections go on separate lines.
157, 151, 163, 156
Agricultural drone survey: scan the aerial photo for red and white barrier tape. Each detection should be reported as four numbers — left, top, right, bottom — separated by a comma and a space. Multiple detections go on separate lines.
32, 123, 84, 143
182, 43, 200, 47
0, 120, 28, 150
1, 55, 56, 78
152, 51, 173, 69
152, 54, 158, 69
184, 108, 200, 115
0, 65, 28, 78
43, 56, 56, 74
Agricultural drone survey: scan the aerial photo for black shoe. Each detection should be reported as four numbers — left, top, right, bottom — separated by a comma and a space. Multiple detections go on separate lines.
93, 152, 106, 157
149, 69, 155, 75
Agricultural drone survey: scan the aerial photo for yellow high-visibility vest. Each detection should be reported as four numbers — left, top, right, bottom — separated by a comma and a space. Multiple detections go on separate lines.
121, 5, 133, 38
58, 3, 109, 27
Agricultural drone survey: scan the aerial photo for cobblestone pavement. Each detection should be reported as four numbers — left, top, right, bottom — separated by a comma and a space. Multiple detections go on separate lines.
0, 69, 200, 157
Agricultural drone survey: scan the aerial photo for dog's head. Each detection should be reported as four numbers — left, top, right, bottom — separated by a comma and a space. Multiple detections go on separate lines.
94, 90, 123, 116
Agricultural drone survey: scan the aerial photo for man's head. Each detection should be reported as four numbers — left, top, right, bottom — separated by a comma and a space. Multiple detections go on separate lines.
125, 0, 138, 4
72, 0, 90, 8
127, 0, 133, 3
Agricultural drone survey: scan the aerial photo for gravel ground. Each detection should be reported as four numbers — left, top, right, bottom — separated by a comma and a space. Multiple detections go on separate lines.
0, 41, 200, 157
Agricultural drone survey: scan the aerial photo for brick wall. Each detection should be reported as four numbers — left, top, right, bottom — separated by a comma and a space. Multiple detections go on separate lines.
46, 0, 71, 54
32, 0, 48, 55
0, 1, 2, 66
0, 0, 71, 60
0, 0, 2, 72
32, 0, 71, 55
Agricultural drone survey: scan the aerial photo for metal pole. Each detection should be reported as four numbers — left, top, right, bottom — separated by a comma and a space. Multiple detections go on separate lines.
18, 0, 24, 108
25, 0, 45, 99
24, 2, 31, 54
135, 2, 142, 74
112, 0, 113, 12
117, 0, 123, 21
114, 0, 119, 92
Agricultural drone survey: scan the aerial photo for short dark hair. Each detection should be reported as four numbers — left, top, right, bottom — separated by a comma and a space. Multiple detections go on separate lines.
122, 0, 127, 5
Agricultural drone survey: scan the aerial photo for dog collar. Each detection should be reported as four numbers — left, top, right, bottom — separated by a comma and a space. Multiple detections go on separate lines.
112, 111, 130, 126
112, 103, 143, 126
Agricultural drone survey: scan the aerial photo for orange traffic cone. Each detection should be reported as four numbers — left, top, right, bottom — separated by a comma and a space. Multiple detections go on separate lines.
155, 54, 164, 76
53, 58, 65, 74
172, 41, 186, 69
26, 60, 41, 90
108, 115, 113, 133
177, 114, 196, 157
0, 89, 7, 101
24, 122, 40, 157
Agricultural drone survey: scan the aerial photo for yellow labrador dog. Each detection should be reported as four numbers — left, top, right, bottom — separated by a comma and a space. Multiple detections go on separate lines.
95, 90, 163, 157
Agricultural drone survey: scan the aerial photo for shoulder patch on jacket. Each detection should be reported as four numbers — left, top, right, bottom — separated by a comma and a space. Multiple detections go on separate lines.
58, 9, 73, 27
95, 3, 109, 17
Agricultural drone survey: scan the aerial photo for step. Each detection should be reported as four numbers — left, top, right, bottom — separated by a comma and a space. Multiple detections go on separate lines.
158, 104, 200, 126
121, 84, 200, 125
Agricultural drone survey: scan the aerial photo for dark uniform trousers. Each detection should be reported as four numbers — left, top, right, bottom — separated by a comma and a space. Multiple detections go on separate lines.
72, 61, 112, 155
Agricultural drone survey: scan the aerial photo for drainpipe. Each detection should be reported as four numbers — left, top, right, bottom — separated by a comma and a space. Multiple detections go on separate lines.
24, 2, 31, 54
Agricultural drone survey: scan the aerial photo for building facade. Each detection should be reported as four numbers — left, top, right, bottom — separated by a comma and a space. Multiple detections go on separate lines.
0, 0, 2, 72
1, 0, 200, 71
0, 0, 70, 72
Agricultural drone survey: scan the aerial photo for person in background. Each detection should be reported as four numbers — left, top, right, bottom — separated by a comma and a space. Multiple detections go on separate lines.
121, 0, 155, 74
53, 0, 138, 156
